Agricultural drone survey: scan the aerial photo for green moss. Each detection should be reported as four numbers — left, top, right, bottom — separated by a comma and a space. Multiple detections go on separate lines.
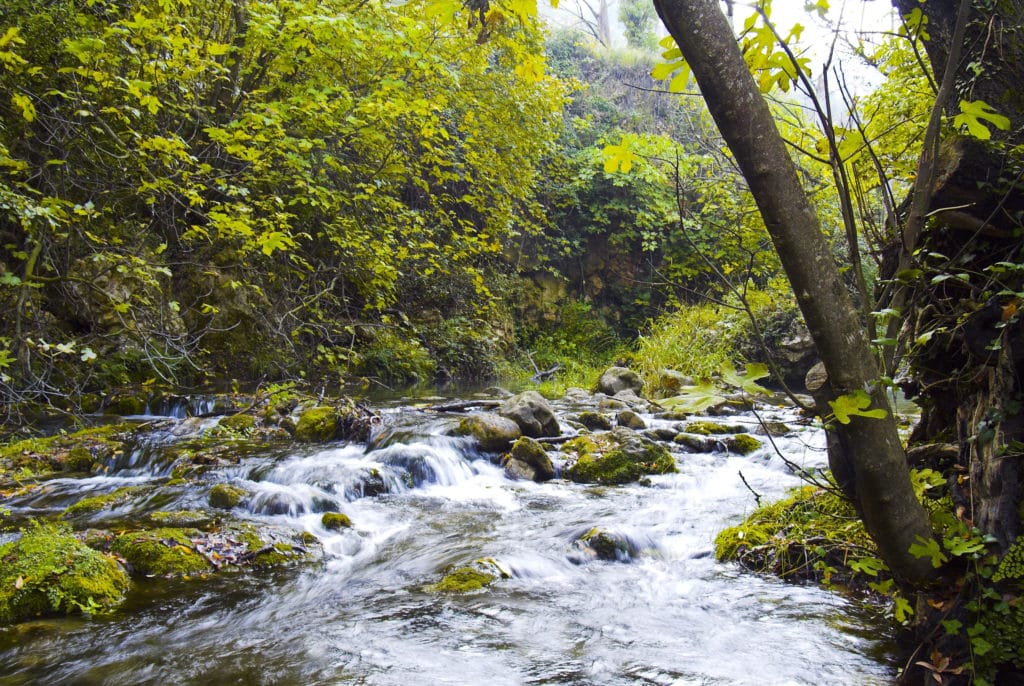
0, 522, 129, 624
713, 524, 772, 561
563, 431, 676, 485
145, 510, 215, 528
423, 558, 509, 593
426, 567, 495, 593
103, 392, 148, 416
0, 424, 129, 479
62, 485, 155, 518
294, 406, 339, 442
321, 512, 352, 530
224, 522, 318, 568
217, 413, 256, 433
726, 434, 761, 455
577, 412, 613, 431
713, 484, 877, 587
111, 528, 209, 577
65, 447, 95, 472
208, 483, 248, 509
684, 421, 744, 435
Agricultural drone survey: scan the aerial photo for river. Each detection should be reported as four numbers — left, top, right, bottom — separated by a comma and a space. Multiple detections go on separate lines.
0, 394, 896, 685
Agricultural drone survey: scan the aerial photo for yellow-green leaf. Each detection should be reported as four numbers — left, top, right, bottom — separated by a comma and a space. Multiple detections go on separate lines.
953, 99, 1011, 141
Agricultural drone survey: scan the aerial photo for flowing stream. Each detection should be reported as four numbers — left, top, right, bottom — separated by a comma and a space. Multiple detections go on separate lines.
0, 396, 897, 685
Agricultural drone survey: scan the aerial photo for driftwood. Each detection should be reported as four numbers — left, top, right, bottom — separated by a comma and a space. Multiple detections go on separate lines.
428, 399, 503, 413
531, 365, 563, 382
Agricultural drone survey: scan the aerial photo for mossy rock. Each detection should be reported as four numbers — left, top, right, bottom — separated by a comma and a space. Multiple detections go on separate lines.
217, 413, 257, 434
321, 512, 353, 530
103, 392, 148, 416
65, 447, 95, 472
562, 428, 676, 485
503, 436, 556, 482
713, 484, 877, 587
672, 433, 716, 452
0, 423, 130, 480
424, 558, 510, 594
294, 406, 340, 442
62, 484, 156, 518
220, 522, 320, 568
616, 410, 646, 430
576, 411, 613, 431
111, 528, 210, 577
725, 434, 761, 455
683, 421, 745, 435
0, 523, 129, 624
208, 483, 248, 509
145, 510, 216, 528
713, 524, 772, 561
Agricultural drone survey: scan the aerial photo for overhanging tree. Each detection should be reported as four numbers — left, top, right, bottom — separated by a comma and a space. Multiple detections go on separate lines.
649, 0, 938, 582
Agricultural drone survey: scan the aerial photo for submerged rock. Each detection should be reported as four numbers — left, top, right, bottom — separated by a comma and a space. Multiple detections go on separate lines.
454, 412, 522, 452
498, 391, 560, 438
562, 428, 676, 484
0, 523, 129, 624
503, 436, 556, 482
321, 512, 353, 530
596, 366, 644, 396
62, 484, 157, 518
423, 558, 510, 593
570, 527, 641, 563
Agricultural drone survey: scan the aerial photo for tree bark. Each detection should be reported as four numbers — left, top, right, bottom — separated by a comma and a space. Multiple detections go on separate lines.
651, 0, 937, 582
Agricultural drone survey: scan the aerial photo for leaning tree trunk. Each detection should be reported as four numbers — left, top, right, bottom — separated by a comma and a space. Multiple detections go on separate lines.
651, 0, 937, 582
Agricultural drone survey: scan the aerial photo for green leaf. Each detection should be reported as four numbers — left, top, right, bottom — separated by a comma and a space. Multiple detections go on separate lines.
909, 535, 948, 568
660, 383, 727, 414
893, 595, 914, 623
719, 362, 769, 395
953, 100, 1011, 141
849, 555, 886, 577
828, 390, 888, 424
601, 137, 638, 174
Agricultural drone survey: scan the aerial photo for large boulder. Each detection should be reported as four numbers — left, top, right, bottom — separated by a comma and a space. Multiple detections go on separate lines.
454, 413, 522, 452
562, 427, 677, 484
596, 366, 644, 396
503, 437, 556, 482
497, 391, 560, 438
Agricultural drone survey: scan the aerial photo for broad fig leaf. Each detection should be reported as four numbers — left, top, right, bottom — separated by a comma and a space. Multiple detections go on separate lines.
954, 100, 1011, 141
828, 390, 888, 424
719, 363, 769, 395
660, 383, 727, 414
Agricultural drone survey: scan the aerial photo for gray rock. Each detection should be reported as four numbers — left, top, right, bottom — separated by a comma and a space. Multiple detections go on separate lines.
616, 409, 646, 429
597, 366, 644, 396
455, 412, 522, 452
498, 391, 561, 438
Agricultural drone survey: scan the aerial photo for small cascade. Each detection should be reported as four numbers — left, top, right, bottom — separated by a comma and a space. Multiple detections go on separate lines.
0, 397, 898, 686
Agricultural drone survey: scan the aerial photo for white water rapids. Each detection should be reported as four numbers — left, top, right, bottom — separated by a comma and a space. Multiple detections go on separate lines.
0, 401, 896, 685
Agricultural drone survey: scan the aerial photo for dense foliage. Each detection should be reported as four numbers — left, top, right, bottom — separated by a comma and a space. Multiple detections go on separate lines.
0, 0, 566, 405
